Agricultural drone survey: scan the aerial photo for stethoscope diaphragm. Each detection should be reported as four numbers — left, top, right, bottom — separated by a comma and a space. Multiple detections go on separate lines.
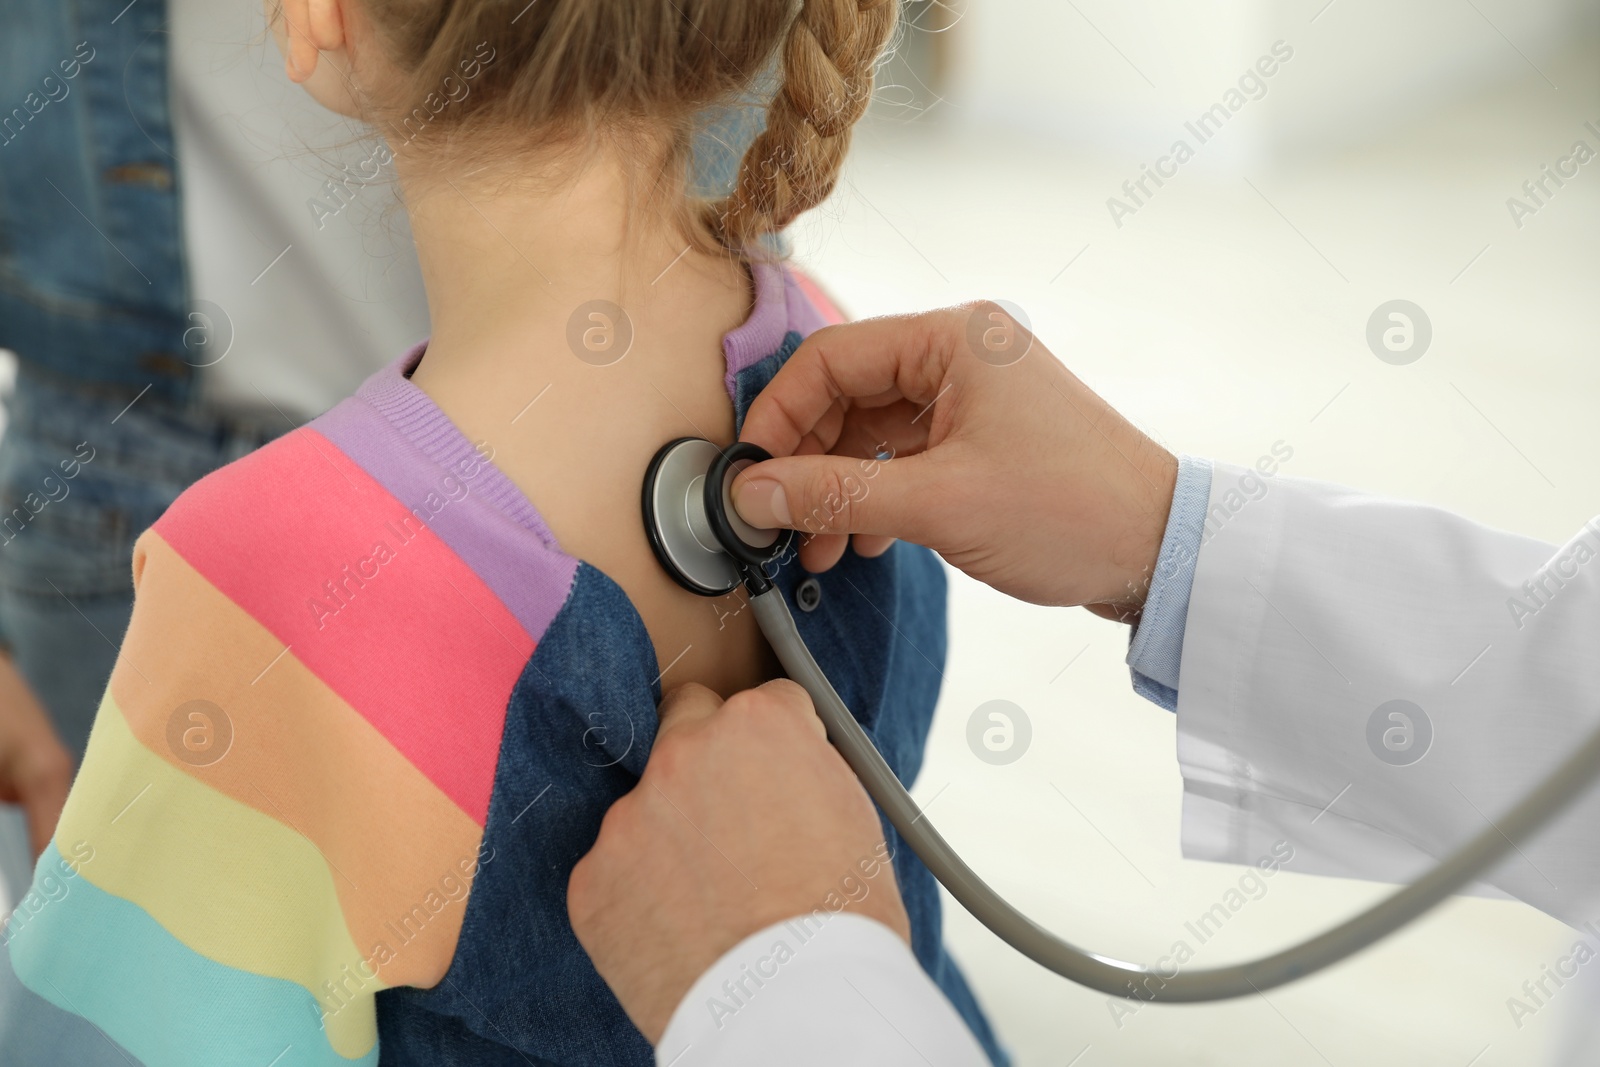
641, 437, 794, 597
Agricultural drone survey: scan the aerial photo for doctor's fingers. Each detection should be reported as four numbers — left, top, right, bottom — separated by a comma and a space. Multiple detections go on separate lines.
759, 399, 922, 568
830, 397, 932, 461
740, 308, 970, 457
731, 447, 956, 550
788, 529, 897, 575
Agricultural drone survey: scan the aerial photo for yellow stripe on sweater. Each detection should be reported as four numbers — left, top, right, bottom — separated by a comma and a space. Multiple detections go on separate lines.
111, 532, 482, 991
57, 692, 381, 1059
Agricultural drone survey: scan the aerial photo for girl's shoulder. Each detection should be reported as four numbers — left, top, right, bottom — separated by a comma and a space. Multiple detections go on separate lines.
20, 386, 583, 1065
144, 365, 580, 654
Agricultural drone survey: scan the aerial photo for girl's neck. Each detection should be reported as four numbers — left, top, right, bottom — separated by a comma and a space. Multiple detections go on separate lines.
400, 147, 750, 386
391, 146, 779, 702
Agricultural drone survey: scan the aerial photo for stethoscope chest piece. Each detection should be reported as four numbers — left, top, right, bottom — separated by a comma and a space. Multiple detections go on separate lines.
642, 437, 794, 597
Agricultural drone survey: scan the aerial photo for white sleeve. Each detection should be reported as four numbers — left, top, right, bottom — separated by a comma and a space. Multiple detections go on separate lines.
655, 913, 987, 1067
1177, 461, 1600, 928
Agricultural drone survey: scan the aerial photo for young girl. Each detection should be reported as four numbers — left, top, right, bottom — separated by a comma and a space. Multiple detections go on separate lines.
4, 1, 1007, 1063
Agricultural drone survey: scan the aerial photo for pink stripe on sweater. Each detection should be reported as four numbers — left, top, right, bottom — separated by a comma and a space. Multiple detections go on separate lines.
153, 428, 531, 825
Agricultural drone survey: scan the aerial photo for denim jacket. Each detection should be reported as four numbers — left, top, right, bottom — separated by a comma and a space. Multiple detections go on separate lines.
0, 0, 199, 404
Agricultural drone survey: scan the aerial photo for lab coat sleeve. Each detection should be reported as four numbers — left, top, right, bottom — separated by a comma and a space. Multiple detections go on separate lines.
1177, 462, 1600, 926
655, 913, 988, 1067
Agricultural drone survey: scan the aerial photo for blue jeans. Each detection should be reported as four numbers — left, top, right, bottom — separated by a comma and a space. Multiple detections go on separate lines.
0, 366, 285, 1065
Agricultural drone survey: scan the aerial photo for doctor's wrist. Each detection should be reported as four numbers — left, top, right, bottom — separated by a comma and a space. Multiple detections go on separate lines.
1083, 440, 1179, 622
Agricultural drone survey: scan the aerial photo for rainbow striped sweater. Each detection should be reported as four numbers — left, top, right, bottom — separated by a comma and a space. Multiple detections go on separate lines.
3, 264, 1005, 1065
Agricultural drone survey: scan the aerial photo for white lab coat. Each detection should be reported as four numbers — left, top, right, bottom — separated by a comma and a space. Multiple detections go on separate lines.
655, 463, 1600, 1065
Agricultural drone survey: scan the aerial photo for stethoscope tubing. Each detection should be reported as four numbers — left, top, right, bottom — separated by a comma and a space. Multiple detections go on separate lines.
644, 436, 1600, 1001
750, 586, 1600, 1001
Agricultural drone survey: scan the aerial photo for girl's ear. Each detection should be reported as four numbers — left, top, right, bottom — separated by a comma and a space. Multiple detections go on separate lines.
268, 0, 366, 117
269, 0, 324, 84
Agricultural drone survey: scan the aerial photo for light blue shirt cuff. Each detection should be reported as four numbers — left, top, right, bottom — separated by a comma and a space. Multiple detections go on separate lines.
1127, 455, 1213, 711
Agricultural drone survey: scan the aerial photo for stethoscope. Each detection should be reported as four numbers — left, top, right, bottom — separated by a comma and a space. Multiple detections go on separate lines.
642, 436, 1600, 1002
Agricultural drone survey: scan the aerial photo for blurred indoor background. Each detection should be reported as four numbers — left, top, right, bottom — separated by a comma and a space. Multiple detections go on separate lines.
793, 1, 1599, 1064
2, 1, 1597, 1065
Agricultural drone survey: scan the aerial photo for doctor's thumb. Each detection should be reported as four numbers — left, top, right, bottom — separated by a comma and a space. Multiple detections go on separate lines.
731, 452, 927, 542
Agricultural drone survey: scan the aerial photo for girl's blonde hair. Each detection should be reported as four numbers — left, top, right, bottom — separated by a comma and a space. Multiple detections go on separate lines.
360, 0, 898, 250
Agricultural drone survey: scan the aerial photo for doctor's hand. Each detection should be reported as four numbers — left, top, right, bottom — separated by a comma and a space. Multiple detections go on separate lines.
735, 304, 1177, 615
568, 680, 910, 1044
